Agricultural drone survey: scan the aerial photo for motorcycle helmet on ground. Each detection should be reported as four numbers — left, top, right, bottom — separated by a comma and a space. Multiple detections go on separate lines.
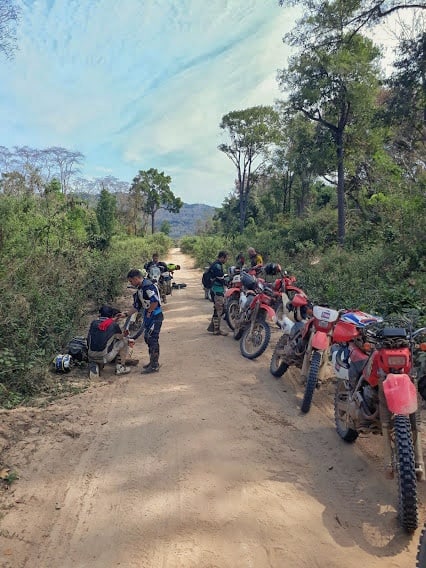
53, 354, 72, 373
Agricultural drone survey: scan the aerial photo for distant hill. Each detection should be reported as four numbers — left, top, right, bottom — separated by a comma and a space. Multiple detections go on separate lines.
155, 203, 216, 238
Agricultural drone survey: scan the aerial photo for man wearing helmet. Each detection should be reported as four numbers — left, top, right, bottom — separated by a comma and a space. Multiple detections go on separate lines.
87, 305, 132, 379
126, 268, 164, 373
144, 252, 168, 303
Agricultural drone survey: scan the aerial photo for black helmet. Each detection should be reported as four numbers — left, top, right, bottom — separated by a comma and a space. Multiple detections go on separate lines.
264, 262, 281, 275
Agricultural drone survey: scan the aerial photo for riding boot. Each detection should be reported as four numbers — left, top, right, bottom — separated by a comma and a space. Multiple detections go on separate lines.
207, 317, 214, 332
141, 350, 160, 373
213, 316, 228, 336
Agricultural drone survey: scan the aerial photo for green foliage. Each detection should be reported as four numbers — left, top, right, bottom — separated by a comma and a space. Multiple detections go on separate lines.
0, 192, 173, 401
96, 188, 117, 245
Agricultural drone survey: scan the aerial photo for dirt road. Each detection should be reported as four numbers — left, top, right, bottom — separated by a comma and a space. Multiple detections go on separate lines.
0, 248, 424, 567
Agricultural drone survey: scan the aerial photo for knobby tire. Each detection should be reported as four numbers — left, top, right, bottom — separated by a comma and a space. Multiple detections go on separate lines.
270, 334, 290, 377
301, 350, 321, 414
240, 320, 271, 360
394, 414, 418, 533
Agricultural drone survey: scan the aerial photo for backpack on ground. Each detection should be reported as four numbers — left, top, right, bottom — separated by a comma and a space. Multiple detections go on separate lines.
202, 264, 214, 289
67, 336, 88, 362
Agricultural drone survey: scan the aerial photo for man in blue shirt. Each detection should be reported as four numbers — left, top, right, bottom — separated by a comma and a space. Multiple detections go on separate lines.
126, 268, 164, 374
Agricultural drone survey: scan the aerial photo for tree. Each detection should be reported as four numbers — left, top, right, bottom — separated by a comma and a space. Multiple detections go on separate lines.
277, 3, 381, 245
44, 147, 84, 194
218, 106, 280, 233
129, 168, 182, 234
96, 188, 117, 246
0, 0, 19, 59
384, 29, 425, 176
278, 1, 425, 39
159, 220, 171, 235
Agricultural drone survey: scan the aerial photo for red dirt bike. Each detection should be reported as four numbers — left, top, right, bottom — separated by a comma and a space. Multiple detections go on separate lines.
224, 265, 262, 330
270, 301, 342, 413
233, 272, 276, 359
263, 263, 308, 325
333, 321, 426, 533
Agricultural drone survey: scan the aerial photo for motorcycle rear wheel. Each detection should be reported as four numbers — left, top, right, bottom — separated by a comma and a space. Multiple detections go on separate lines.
240, 320, 271, 359
416, 524, 426, 567
394, 414, 418, 533
334, 379, 359, 442
301, 350, 321, 413
270, 334, 290, 377
225, 298, 239, 331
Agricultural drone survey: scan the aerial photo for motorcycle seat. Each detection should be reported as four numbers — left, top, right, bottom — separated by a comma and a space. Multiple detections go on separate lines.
381, 327, 407, 338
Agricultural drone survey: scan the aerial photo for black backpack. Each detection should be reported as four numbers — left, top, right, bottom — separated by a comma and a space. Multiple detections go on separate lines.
67, 336, 88, 362
202, 264, 214, 289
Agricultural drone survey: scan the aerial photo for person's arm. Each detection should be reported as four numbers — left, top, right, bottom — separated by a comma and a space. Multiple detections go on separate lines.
146, 300, 159, 317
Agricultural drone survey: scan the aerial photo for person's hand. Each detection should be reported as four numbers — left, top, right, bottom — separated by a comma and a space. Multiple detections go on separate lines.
123, 329, 129, 337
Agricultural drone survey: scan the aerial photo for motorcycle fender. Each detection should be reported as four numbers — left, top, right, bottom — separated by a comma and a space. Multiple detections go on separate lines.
383, 373, 418, 415
260, 304, 276, 321
311, 330, 329, 351
225, 287, 239, 299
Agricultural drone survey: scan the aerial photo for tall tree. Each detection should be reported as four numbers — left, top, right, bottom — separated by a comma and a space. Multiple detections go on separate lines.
277, 2, 381, 244
129, 168, 182, 234
218, 105, 280, 233
96, 188, 117, 246
0, 0, 19, 59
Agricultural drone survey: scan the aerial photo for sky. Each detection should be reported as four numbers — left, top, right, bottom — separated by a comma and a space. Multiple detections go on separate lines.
0, 0, 302, 207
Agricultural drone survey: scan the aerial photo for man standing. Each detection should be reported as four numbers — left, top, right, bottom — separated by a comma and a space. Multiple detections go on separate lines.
87, 305, 132, 379
126, 268, 164, 374
207, 250, 229, 336
247, 247, 263, 268
144, 252, 168, 303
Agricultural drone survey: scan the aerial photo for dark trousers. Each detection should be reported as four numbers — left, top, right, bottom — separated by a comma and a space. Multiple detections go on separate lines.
144, 312, 163, 366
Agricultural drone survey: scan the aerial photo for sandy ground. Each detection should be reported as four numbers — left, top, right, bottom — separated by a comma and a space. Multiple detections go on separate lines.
0, 247, 425, 568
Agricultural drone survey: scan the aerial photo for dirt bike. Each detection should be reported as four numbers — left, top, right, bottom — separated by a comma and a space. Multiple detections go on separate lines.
333, 321, 426, 533
225, 265, 276, 330
263, 263, 307, 325
233, 272, 276, 359
270, 298, 340, 413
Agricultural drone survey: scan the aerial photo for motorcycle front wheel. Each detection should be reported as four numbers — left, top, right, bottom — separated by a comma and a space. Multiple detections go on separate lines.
301, 350, 321, 413
240, 320, 271, 359
225, 298, 239, 331
334, 379, 358, 442
124, 313, 145, 340
394, 414, 418, 533
270, 334, 290, 377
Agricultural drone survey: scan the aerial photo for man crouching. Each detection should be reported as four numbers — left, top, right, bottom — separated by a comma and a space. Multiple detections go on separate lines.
87, 305, 132, 379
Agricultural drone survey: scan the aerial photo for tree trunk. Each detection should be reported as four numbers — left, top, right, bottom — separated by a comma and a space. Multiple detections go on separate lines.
336, 129, 345, 246
151, 213, 155, 234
